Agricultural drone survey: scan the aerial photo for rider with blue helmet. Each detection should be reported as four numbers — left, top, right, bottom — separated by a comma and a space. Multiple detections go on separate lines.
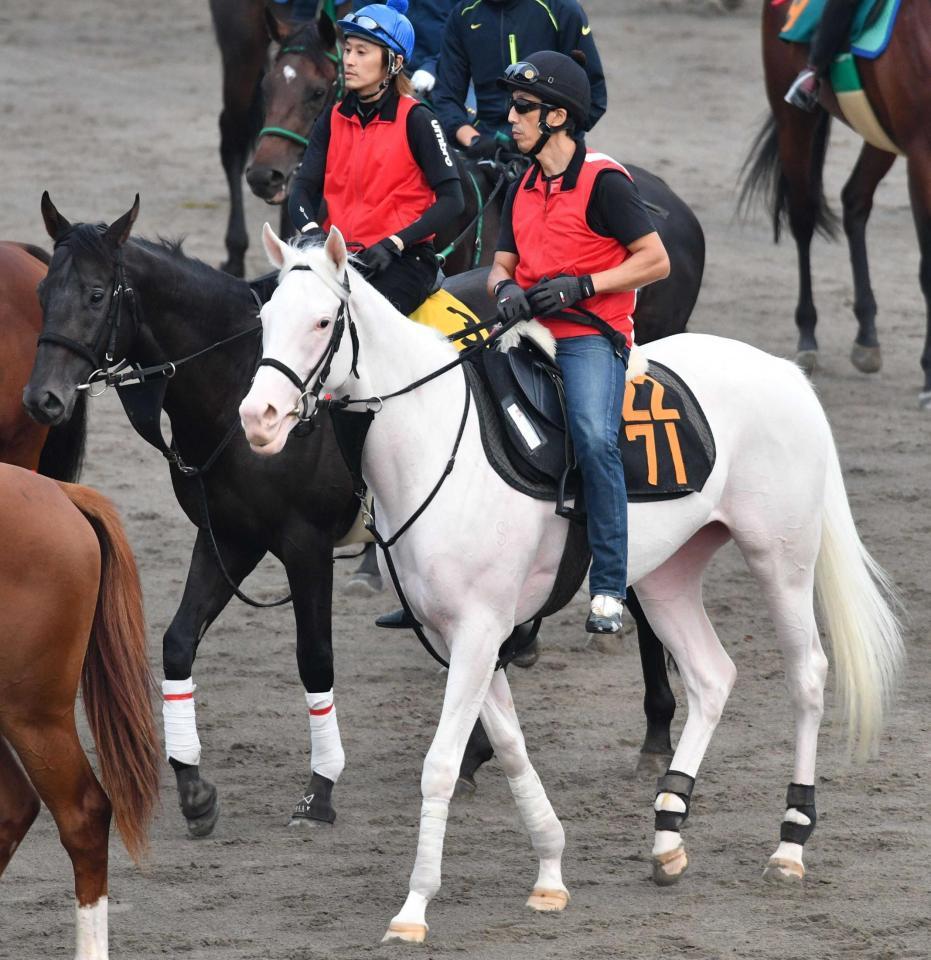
288, 0, 463, 314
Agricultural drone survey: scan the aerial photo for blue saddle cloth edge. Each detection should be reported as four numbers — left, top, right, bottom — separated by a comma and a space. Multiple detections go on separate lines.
779, 0, 900, 60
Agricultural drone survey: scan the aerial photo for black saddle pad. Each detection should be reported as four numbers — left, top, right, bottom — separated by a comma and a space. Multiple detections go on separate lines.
471, 343, 715, 503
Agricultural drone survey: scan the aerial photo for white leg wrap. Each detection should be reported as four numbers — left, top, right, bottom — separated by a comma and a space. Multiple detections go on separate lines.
409, 798, 449, 900
507, 768, 564, 861
306, 689, 345, 782
74, 896, 108, 960
162, 678, 201, 765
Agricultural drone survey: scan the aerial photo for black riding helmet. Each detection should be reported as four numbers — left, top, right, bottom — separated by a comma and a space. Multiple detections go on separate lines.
497, 50, 591, 130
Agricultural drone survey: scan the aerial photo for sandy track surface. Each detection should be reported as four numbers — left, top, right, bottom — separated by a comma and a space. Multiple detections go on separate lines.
1, 1, 928, 957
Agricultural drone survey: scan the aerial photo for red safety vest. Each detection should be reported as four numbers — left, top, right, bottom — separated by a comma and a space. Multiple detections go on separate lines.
323, 95, 436, 249
513, 151, 636, 342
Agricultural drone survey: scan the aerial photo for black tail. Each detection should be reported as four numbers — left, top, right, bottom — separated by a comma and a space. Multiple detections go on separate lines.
37, 392, 87, 482
738, 111, 838, 243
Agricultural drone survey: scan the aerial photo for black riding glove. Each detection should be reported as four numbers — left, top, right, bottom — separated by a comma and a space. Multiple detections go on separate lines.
494, 279, 532, 324
357, 237, 401, 275
466, 134, 501, 161
527, 274, 596, 316
297, 225, 327, 247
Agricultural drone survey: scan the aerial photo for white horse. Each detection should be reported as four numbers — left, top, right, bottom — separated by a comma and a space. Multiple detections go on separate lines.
239, 226, 904, 944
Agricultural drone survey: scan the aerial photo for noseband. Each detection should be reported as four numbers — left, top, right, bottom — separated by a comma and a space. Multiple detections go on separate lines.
257, 263, 359, 421
38, 244, 138, 383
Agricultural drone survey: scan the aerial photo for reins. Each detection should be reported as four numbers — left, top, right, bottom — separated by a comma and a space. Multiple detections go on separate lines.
261, 257, 535, 668
436, 158, 519, 270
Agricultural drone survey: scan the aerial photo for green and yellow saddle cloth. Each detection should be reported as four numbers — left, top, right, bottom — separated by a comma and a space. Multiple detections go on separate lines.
776, 0, 904, 154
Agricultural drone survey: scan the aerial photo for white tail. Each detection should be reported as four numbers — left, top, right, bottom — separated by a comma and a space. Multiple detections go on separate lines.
815, 439, 905, 758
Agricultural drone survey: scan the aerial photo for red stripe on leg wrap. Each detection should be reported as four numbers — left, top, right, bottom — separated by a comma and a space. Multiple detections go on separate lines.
164, 692, 194, 701
309, 704, 334, 716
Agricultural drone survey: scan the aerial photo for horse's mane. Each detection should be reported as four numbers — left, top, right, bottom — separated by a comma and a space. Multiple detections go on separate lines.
57, 224, 250, 302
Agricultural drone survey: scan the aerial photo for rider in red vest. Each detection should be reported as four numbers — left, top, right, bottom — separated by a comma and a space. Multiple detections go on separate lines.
489, 50, 670, 634
288, 0, 464, 315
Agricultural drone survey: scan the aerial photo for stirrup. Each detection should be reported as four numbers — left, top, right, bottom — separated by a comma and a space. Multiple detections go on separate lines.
785, 69, 820, 111
585, 595, 623, 634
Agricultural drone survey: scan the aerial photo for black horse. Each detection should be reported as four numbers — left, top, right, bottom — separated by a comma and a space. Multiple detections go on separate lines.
25, 191, 699, 835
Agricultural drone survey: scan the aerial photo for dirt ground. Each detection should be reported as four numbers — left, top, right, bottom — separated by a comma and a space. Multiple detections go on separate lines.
1, 1, 929, 957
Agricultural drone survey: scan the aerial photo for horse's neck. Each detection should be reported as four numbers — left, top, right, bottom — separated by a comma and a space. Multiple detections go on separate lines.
347, 282, 469, 524
126, 244, 259, 434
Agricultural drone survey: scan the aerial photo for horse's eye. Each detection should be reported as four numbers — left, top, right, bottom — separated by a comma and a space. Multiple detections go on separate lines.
90, 289, 105, 305
319, 319, 330, 329
313, 88, 325, 100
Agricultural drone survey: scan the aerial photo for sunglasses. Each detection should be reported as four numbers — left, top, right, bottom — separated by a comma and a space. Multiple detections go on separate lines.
509, 97, 554, 115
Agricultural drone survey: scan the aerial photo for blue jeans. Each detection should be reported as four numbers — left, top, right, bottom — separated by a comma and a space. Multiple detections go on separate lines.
555, 335, 629, 599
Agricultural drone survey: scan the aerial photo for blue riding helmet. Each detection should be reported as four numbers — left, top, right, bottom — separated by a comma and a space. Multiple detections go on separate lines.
337, 0, 415, 62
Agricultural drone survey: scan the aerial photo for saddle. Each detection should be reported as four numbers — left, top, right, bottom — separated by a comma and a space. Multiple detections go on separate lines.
468, 337, 716, 521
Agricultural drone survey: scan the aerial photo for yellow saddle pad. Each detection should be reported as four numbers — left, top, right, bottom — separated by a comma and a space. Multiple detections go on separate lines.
409, 289, 488, 351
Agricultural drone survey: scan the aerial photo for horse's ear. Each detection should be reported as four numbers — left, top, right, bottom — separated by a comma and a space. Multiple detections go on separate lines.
41, 191, 71, 241
103, 194, 140, 248
264, 5, 285, 43
324, 226, 347, 278
262, 221, 289, 269
318, 9, 336, 49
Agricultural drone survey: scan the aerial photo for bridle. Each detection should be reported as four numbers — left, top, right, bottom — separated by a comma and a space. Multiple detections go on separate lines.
256, 263, 360, 422
257, 31, 342, 151
37, 242, 138, 391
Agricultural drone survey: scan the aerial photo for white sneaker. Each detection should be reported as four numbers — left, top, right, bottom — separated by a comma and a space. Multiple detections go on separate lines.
586, 595, 624, 634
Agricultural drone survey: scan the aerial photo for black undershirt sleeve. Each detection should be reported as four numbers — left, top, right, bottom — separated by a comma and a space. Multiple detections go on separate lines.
287, 108, 332, 232
395, 104, 464, 249
495, 180, 520, 256
586, 170, 657, 246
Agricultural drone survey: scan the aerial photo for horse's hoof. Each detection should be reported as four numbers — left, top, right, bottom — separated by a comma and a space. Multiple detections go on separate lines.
526, 887, 570, 912
185, 799, 220, 839
635, 751, 673, 777
510, 641, 540, 669
918, 391, 931, 411
453, 775, 477, 799
795, 350, 818, 375
342, 572, 384, 596
851, 343, 881, 374
762, 856, 805, 884
289, 774, 336, 828
381, 921, 427, 944
652, 844, 688, 886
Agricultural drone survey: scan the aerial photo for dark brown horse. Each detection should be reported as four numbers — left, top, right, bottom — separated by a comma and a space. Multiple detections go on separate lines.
0, 242, 86, 478
0, 464, 160, 960
210, 1, 341, 276
741, 0, 931, 405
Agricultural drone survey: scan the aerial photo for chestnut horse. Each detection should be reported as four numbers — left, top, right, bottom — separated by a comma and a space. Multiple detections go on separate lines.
0, 241, 86, 478
741, 0, 931, 405
0, 464, 160, 960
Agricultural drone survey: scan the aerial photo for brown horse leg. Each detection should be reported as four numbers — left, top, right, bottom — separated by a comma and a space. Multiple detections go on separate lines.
5, 716, 111, 906
906, 145, 931, 405
211, 0, 268, 277
842, 144, 896, 374
0, 736, 41, 875
774, 107, 834, 372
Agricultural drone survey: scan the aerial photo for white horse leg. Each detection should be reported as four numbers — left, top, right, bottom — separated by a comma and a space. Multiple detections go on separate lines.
749, 570, 827, 884
633, 522, 735, 886
382, 624, 498, 945
479, 669, 569, 912
75, 897, 108, 960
